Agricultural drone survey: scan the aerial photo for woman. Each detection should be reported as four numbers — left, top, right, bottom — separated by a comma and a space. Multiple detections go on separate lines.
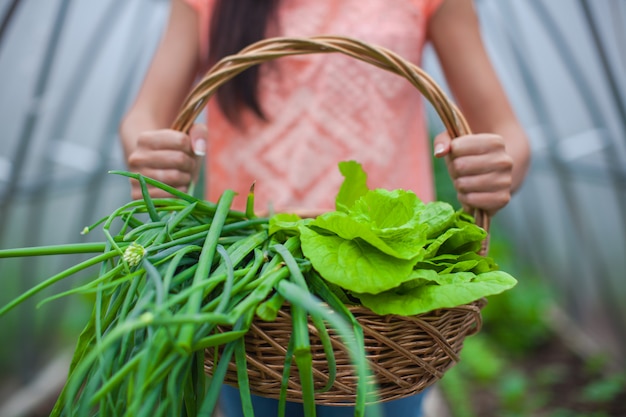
119, 0, 530, 415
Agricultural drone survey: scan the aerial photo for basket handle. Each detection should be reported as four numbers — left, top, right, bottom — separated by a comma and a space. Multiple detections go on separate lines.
171, 35, 490, 251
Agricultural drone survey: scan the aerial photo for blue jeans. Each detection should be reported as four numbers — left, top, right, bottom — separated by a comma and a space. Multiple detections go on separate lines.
219, 385, 426, 417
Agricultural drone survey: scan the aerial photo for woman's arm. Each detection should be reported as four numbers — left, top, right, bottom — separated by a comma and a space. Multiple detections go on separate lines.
427, 0, 531, 214
119, 0, 206, 199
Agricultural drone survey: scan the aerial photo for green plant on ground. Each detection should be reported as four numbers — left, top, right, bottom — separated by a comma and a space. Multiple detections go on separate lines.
438, 236, 626, 416
582, 373, 626, 404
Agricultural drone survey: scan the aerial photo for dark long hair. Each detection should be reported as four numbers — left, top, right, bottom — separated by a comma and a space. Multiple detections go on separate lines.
208, 0, 279, 125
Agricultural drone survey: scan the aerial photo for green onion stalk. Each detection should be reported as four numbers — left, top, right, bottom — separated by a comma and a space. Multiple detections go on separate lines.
0, 171, 380, 417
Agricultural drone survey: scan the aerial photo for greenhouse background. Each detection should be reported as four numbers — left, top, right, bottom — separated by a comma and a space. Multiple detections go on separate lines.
426, 0, 626, 363
0, 0, 624, 415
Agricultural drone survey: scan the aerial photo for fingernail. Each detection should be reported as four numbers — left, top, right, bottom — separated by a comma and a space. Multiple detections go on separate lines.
194, 139, 206, 156
434, 143, 445, 157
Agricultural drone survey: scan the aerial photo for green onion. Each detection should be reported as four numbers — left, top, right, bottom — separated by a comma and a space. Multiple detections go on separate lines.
0, 170, 389, 417
178, 189, 235, 352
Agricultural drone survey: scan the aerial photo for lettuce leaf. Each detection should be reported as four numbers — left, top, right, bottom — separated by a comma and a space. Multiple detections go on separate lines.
269, 213, 306, 236
299, 226, 419, 294
336, 160, 369, 212
357, 271, 518, 316
417, 201, 456, 238
308, 190, 428, 260
270, 160, 518, 316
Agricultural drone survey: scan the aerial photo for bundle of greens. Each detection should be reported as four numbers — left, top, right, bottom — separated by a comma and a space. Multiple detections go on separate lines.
273, 161, 517, 316
0, 161, 516, 417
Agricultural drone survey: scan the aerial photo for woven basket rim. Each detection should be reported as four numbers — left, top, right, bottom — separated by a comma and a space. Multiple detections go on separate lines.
171, 35, 490, 236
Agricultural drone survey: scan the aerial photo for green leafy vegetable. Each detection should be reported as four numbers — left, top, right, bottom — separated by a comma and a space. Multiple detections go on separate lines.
272, 160, 517, 316
299, 226, 419, 294
335, 160, 369, 212
357, 271, 518, 316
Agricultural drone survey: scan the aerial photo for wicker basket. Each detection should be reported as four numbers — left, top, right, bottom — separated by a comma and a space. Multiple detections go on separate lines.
171, 36, 489, 405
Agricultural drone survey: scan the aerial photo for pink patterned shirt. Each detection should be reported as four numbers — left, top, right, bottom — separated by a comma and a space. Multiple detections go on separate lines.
183, 0, 444, 213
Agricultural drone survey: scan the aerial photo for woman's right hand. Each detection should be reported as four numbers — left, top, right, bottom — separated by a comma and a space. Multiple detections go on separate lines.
126, 123, 207, 200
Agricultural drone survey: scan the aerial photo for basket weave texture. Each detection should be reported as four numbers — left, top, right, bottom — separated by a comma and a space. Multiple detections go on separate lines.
208, 301, 485, 405
172, 36, 489, 405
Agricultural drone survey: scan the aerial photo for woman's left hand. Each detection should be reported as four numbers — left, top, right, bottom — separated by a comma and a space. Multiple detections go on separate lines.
434, 131, 514, 216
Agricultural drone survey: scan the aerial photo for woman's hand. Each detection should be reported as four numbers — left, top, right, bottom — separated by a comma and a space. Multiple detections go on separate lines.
434, 131, 514, 216
428, 0, 531, 215
118, 0, 204, 200
126, 123, 207, 200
